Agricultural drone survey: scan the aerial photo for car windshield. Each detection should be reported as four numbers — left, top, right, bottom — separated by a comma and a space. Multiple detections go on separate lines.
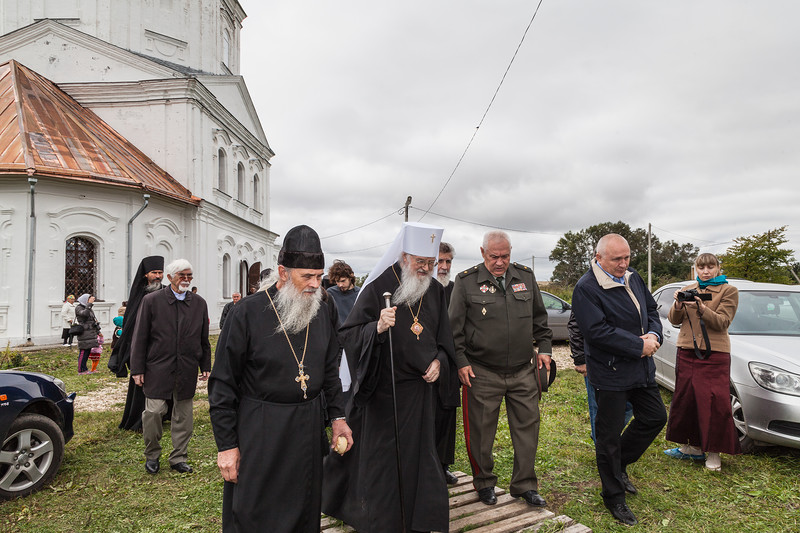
729, 290, 800, 336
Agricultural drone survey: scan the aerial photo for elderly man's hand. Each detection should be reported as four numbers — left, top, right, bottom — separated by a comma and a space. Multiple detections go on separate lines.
132, 374, 144, 386
422, 359, 441, 383
458, 365, 475, 387
331, 419, 354, 454
199, 371, 210, 381
218, 448, 240, 483
640, 334, 660, 357
377, 306, 396, 334
574, 364, 588, 376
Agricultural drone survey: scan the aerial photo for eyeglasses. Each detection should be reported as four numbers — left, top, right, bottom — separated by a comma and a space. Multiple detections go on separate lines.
174, 273, 194, 280
413, 258, 437, 269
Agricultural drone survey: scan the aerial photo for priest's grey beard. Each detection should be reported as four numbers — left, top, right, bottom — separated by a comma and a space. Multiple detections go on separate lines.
436, 272, 451, 286
393, 261, 432, 307
274, 278, 322, 335
145, 280, 162, 293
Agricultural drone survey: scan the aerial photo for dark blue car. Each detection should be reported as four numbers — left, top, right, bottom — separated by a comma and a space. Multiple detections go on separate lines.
0, 370, 76, 499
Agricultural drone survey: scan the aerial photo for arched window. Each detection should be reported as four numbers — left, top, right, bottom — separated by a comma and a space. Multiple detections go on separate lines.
222, 29, 231, 67
222, 254, 231, 298
253, 174, 260, 211
65, 236, 97, 298
239, 260, 248, 296
217, 148, 227, 192
237, 163, 245, 202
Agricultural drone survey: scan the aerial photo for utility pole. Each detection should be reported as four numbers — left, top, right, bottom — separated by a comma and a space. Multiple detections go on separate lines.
647, 223, 652, 291
531, 254, 535, 272
404, 196, 412, 222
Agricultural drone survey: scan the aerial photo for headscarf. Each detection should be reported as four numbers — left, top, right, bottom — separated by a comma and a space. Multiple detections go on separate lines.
77, 294, 91, 307
108, 255, 164, 376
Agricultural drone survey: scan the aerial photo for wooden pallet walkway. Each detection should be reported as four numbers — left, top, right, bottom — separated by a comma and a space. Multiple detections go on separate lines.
321, 471, 591, 533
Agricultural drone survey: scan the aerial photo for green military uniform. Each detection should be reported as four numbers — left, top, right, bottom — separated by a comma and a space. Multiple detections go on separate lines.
449, 262, 553, 494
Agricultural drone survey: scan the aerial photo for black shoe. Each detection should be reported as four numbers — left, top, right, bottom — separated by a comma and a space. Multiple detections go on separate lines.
170, 462, 193, 474
477, 487, 497, 505
444, 469, 459, 485
621, 472, 637, 495
511, 489, 547, 507
145, 459, 159, 474
605, 502, 638, 526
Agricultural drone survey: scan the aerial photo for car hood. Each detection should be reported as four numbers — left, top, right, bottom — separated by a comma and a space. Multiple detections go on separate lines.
731, 334, 800, 372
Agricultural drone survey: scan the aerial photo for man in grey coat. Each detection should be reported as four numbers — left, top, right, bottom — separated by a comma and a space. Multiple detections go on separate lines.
131, 258, 211, 475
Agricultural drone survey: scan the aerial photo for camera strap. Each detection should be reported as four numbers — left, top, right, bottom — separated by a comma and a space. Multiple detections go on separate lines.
686, 314, 712, 360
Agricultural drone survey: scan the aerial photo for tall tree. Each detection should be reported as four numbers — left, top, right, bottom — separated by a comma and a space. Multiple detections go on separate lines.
549, 221, 696, 286
720, 226, 797, 284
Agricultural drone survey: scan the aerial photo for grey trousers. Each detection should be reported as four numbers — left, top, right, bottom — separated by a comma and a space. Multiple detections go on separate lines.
463, 361, 540, 494
142, 391, 194, 465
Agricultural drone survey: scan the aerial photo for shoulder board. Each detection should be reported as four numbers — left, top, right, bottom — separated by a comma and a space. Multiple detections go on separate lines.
513, 262, 532, 272
457, 265, 480, 278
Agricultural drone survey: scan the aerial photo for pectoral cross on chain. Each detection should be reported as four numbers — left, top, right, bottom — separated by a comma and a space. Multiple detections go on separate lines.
430, 233, 436, 243
296, 365, 311, 399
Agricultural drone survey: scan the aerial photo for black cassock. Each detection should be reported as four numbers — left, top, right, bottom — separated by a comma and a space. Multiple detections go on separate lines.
209, 286, 344, 533
322, 263, 457, 533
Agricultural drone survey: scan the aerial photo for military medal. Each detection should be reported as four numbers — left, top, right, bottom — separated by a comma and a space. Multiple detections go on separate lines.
480, 284, 489, 293
481, 307, 487, 316
265, 289, 311, 399
489, 286, 496, 294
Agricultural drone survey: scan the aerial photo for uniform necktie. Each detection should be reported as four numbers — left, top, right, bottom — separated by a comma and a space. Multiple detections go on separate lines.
496, 276, 505, 294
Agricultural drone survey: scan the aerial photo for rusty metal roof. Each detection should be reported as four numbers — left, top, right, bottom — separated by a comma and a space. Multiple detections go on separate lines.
0, 60, 198, 205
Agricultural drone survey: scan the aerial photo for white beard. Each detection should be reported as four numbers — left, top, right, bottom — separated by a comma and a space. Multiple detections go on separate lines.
176, 281, 191, 293
393, 261, 432, 307
436, 272, 451, 286
274, 279, 322, 335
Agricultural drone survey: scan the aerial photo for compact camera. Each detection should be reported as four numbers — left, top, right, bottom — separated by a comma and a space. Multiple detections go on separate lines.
677, 288, 712, 302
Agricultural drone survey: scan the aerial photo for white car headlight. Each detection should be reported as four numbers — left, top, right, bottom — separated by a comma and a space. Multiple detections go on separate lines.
749, 362, 800, 397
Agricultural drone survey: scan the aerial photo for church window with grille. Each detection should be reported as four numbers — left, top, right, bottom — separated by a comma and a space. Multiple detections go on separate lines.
65, 237, 97, 298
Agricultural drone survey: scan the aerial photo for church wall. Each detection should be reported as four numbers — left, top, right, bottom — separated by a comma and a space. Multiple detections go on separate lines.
0, 0, 244, 75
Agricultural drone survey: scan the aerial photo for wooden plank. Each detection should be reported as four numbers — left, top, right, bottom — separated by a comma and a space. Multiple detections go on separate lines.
449, 500, 553, 532
560, 524, 593, 533
457, 507, 555, 533
510, 515, 575, 533
449, 493, 516, 520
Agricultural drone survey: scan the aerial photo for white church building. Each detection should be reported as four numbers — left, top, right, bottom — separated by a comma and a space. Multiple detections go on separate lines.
0, 0, 277, 345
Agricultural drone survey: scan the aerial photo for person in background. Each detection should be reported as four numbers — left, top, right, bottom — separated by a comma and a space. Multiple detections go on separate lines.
568, 311, 633, 442
75, 294, 101, 375
664, 253, 740, 471
326, 260, 361, 405
88, 333, 104, 373
219, 292, 241, 331
60, 295, 77, 347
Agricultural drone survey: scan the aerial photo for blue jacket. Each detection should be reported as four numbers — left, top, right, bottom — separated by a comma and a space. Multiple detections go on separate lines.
572, 263, 661, 391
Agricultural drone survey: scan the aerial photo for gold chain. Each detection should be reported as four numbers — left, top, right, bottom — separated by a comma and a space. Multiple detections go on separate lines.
264, 288, 311, 398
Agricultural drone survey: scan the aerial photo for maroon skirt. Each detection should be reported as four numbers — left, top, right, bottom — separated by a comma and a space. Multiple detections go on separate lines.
665, 348, 741, 455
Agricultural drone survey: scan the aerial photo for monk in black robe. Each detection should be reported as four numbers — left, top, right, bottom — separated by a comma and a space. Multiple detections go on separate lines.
209, 225, 352, 533
108, 255, 171, 431
323, 223, 456, 533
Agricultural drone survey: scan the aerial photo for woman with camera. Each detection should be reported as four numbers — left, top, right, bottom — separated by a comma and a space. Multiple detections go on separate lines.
663, 253, 740, 471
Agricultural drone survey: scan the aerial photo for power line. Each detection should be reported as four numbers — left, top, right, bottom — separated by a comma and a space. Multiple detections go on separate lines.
410, 206, 561, 235
326, 241, 394, 255
319, 208, 403, 239
418, 0, 546, 220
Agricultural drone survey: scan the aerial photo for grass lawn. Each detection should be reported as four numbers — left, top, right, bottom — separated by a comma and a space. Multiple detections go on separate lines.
2, 340, 799, 532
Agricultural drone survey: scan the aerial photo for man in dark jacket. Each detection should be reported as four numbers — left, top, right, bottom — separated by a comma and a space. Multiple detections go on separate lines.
131, 259, 211, 475
572, 234, 667, 526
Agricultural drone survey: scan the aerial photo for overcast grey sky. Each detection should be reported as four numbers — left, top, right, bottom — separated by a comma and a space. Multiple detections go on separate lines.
239, 1, 800, 281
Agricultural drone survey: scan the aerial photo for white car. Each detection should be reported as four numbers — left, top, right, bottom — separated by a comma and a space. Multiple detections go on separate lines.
652, 279, 800, 452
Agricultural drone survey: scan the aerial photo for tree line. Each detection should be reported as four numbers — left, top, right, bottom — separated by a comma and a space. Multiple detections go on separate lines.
549, 223, 797, 289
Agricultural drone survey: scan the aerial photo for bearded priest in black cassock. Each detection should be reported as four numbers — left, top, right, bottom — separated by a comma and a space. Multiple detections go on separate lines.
322, 222, 457, 533
209, 225, 353, 533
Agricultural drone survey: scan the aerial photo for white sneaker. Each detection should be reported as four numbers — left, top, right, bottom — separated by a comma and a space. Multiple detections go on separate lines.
705, 452, 722, 471
62, 343, 69, 346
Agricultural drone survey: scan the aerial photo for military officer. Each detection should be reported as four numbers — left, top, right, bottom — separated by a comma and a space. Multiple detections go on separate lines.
448, 230, 553, 507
